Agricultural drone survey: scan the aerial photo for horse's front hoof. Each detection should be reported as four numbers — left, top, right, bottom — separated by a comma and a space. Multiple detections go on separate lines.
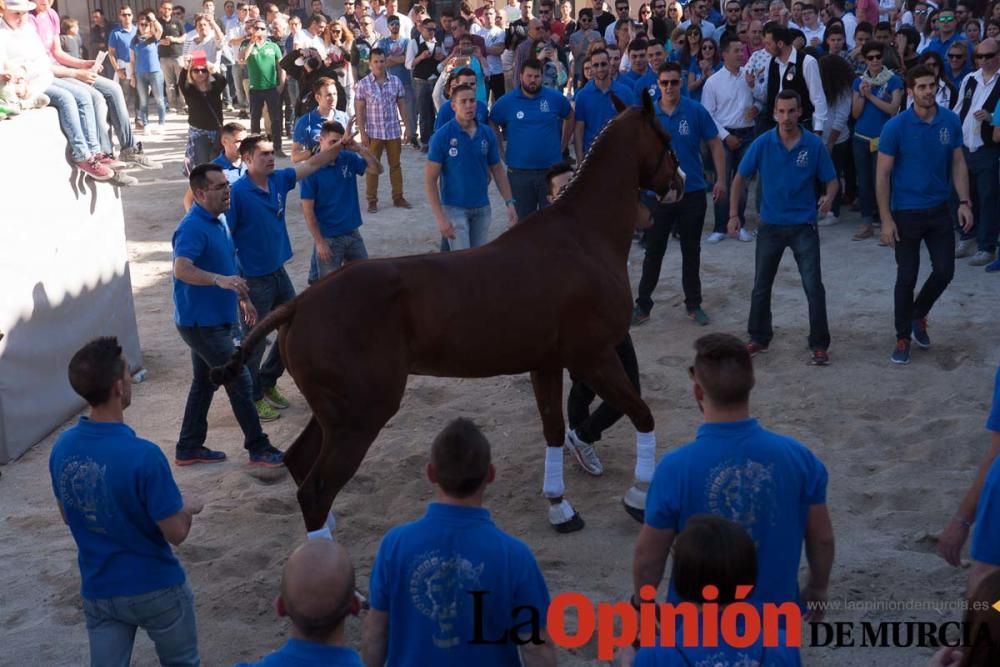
548, 499, 585, 533
623, 484, 647, 524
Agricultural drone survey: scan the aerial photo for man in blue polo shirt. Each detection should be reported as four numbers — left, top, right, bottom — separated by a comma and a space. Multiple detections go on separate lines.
490, 57, 573, 221
362, 418, 556, 667
237, 540, 364, 666
923, 8, 972, 61
633, 333, 834, 614
631, 41, 666, 102
301, 120, 382, 283
729, 89, 838, 366
434, 67, 489, 132
290, 77, 350, 163
50, 337, 204, 665
181, 122, 247, 211
876, 64, 972, 365
620, 37, 650, 86
426, 84, 517, 250
633, 62, 725, 329
227, 133, 339, 421
173, 163, 284, 466
573, 48, 636, 160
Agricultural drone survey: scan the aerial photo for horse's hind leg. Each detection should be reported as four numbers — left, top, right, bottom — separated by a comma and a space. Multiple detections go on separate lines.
284, 416, 322, 487
530, 367, 584, 534
571, 347, 657, 523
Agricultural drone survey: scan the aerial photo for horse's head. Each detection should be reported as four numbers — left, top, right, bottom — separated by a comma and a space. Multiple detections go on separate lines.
613, 90, 686, 204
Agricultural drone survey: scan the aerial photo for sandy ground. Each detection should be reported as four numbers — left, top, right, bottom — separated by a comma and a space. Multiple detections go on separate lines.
1, 111, 997, 666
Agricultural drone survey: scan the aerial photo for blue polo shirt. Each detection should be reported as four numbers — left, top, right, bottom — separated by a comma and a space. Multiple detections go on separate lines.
428, 120, 500, 208
633, 70, 660, 103
49, 418, 186, 600
878, 105, 963, 211
131, 36, 160, 74
369, 503, 551, 667
924, 33, 971, 61
972, 367, 1000, 565
489, 86, 572, 169
574, 78, 637, 155
621, 66, 649, 85
645, 419, 828, 608
292, 108, 351, 152
434, 98, 489, 131
236, 640, 363, 666
108, 25, 136, 63
227, 168, 297, 277
172, 203, 240, 326
211, 153, 247, 185
852, 74, 903, 138
988, 366, 1000, 433
654, 97, 718, 193
634, 623, 800, 666
738, 128, 836, 225
299, 151, 368, 237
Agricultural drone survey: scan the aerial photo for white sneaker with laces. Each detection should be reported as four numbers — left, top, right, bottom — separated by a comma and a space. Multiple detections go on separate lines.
817, 213, 839, 227
565, 429, 604, 476
738, 228, 755, 242
706, 232, 726, 243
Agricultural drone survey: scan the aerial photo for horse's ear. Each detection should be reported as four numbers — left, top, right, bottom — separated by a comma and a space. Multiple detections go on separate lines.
610, 91, 627, 113
641, 88, 654, 116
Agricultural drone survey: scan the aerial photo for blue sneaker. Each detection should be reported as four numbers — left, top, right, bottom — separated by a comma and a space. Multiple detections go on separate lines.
911, 318, 930, 349
249, 445, 285, 468
890, 339, 911, 365
986, 257, 1000, 273
687, 307, 710, 326
631, 305, 650, 327
175, 446, 227, 466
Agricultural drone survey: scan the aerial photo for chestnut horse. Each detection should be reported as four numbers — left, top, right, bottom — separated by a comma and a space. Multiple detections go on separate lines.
211, 91, 685, 535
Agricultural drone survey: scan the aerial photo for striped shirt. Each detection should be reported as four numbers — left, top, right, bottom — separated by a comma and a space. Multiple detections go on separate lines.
355, 72, 405, 140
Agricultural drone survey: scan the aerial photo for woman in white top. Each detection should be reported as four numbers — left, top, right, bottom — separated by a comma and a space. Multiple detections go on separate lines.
818, 53, 857, 225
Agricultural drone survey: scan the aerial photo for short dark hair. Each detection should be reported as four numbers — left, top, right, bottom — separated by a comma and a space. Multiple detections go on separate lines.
421, 16, 435, 27
440, 8, 455, 18
627, 37, 648, 53
671, 515, 758, 605
863, 40, 885, 57
875, 20, 891, 32
68, 337, 127, 407
546, 161, 574, 193
369, 46, 386, 58
189, 162, 225, 191
308, 13, 326, 26
763, 21, 789, 43
776, 88, 802, 107
578, 7, 593, 19
657, 61, 682, 76
455, 15, 471, 29
386, 13, 399, 23
430, 418, 491, 498
720, 34, 743, 52
905, 63, 936, 89
800, 3, 816, 12
320, 120, 346, 135
855, 20, 872, 34
451, 83, 477, 99
221, 121, 245, 136
238, 133, 270, 158
691, 333, 755, 406
522, 56, 543, 73
312, 76, 337, 94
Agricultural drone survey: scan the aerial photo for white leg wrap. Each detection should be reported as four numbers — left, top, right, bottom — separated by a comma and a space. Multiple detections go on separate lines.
543, 446, 565, 498
635, 431, 656, 484
548, 499, 577, 525
306, 525, 333, 541
325, 511, 337, 535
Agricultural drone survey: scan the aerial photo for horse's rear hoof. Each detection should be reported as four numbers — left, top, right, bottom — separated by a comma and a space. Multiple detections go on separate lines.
622, 499, 644, 524
623, 484, 647, 524
551, 512, 585, 534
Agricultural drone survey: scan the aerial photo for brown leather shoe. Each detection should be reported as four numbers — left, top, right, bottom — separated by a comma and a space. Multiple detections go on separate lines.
367, 200, 378, 213
393, 197, 413, 209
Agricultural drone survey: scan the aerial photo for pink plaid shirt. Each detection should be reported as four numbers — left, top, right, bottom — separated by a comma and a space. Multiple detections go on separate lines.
356, 73, 405, 140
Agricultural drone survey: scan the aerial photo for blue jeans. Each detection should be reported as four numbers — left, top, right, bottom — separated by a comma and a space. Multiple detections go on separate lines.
47, 78, 102, 161
136, 70, 166, 127
964, 146, 1000, 253
176, 323, 270, 454
413, 77, 435, 146
60, 76, 136, 153
245, 267, 296, 401
712, 127, 753, 232
443, 205, 492, 250
83, 582, 199, 667
308, 229, 369, 284
749, 223, 830, 351
508, 167, 550, 221
852, 135, 878, 224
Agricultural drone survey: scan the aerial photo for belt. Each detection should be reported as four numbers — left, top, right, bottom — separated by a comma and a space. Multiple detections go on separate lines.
724, 126, 754, 134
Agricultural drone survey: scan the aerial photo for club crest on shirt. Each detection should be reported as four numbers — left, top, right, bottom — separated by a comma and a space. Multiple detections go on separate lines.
516, 110, 525, 119
796, 149, 809, 168
705, 459, 777, 534
450, 137, 458, 146
342, 165, 350, 178
409, 550, 485, 648
480, 139, 489, 154
539, 98, 550, 113
448, 147, 459, 157
58, 456, 115, 528
677, 119, 690, 136
939, 127, 951, 145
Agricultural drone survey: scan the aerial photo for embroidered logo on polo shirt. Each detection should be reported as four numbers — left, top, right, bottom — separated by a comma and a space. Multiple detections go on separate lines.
516, 110, 525, 119
796, 149, 809, 168
706, 459, 777, 533
450, 137, 458, 146
539, 98, 550, 113
480, 139, 489, 154
678, 120, 690, 136
342, 165, 350, 178
939, 127, 951, 145
409, 550, 485, 648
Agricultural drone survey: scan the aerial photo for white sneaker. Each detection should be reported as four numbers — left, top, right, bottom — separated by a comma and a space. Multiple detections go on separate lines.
565, 430, 603, 476
738, 228, 755, 242
817, 213, 839, 227
706, 232, 726, 243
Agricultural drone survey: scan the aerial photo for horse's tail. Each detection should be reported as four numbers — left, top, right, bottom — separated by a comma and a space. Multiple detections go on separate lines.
209, 300, 297, 386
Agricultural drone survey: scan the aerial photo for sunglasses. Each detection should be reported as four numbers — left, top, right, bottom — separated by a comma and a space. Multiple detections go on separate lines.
702, 44, 715, 50
254, 25, 267, 30
120, 12, 132, 16
948, 52, 965, 59
975, 51, 999, 59
658, 78, 680, 86
914, 8, 927, 13
938, 15, 955, 22
592, 61, 609, 67
865, 53, 882, 60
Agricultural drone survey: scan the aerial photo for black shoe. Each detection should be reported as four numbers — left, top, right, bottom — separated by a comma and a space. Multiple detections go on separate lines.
175, 446, 227, 466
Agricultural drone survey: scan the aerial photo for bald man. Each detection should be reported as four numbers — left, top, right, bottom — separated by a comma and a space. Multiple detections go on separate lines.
237, 540, 363, 666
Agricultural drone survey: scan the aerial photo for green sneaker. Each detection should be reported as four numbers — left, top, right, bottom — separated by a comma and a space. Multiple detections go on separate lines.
255, 399, 281, 422
263, 386, 290, 409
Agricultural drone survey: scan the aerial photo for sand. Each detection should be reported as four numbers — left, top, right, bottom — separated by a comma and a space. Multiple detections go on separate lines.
1, 111, 996, 666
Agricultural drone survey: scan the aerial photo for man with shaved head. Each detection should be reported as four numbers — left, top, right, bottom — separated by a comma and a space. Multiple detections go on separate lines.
237, 540, 363, 665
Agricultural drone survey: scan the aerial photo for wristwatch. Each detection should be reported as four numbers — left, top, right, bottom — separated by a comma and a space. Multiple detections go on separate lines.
505, 198, 516, 206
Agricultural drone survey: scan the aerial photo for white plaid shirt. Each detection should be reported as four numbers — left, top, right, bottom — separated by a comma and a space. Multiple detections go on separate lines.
356, 72, 404, 140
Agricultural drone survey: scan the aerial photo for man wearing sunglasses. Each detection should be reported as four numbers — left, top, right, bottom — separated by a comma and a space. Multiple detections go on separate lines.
925, 8, 973, 62
159, 1, 189, 113
633, 62, 725, 329
572, 48, 635, 161
242, 20, 287, 156
108, 6, 138, 119
954, 39, 1000, 268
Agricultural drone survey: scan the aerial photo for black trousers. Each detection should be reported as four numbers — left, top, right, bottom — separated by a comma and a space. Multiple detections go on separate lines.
249, 87, 283, 150
892, 204, 955, 340
567, 335, 640, 444
636, 190, 707, 313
